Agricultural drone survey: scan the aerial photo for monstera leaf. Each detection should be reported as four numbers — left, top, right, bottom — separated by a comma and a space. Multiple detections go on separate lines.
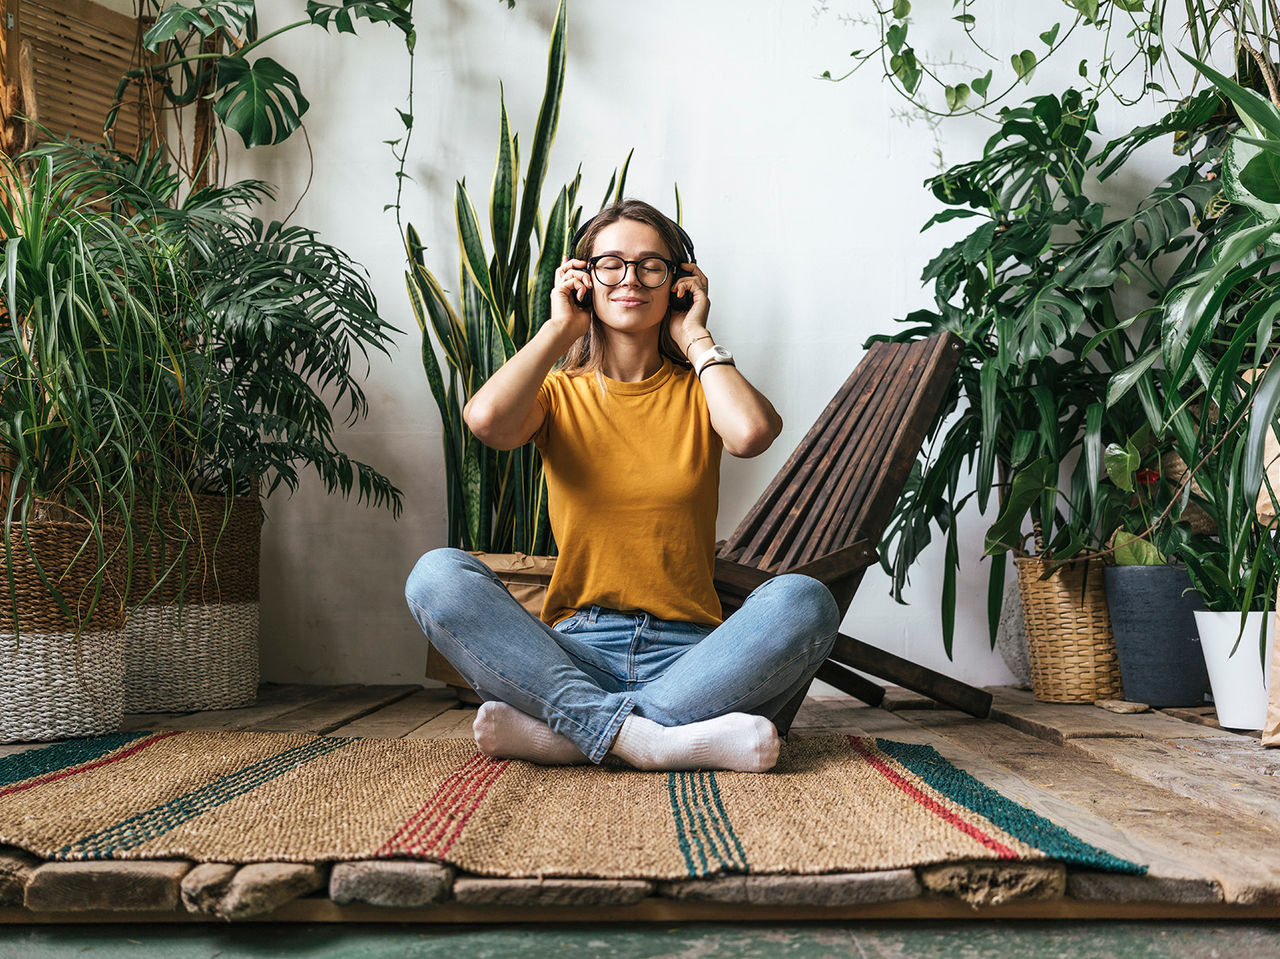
306, 0, 413, 39
143, 1, 255, 49
212, 57, 310, 148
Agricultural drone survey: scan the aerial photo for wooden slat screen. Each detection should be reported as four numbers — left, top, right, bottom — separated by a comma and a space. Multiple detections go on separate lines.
17, 0, 156, 153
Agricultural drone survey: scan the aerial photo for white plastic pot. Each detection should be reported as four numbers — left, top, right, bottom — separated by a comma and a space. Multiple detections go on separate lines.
1193, 610, 1275, 730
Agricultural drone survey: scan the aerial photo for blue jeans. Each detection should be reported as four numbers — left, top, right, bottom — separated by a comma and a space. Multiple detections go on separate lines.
404, 548, 840, 763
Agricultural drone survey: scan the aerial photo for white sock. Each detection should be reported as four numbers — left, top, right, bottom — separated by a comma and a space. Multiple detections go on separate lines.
609, 713, 780, 773
472, 701, 589, 765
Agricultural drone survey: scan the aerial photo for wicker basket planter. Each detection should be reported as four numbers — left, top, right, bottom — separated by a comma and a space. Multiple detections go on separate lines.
1015, 556, 1124, 703
122, 492, 262, 712
0, 521, 128, 742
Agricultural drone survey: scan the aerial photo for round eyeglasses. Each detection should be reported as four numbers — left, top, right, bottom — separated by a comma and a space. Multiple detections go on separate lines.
586, 255, 675, 289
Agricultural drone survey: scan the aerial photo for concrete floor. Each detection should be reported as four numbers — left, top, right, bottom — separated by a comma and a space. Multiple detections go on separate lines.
2, 923, 1279, 959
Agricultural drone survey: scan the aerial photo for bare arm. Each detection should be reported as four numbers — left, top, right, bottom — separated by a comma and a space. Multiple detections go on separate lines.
463, 258, 593, 450
670, 265, 783, 458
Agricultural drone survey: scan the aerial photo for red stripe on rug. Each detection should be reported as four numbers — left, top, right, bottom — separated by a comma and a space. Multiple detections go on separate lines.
389, 755, 509, 858
378, 753, 509, 858
431, 758, 509, 857
395, 756, 493, 855
0, 731, 184, 798
847, 736, 1019, 860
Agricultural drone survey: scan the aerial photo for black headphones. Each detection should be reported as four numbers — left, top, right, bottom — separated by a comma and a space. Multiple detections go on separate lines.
570, 212, 696, 312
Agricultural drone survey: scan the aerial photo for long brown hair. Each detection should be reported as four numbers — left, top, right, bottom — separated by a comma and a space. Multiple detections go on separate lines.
559, 199, 692, 377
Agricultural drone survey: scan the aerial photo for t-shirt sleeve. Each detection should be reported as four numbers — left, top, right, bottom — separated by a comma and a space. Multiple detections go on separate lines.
531, 374, 557, 450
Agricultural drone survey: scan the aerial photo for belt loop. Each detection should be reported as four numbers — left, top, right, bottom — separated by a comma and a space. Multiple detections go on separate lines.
587, 605, 600, 623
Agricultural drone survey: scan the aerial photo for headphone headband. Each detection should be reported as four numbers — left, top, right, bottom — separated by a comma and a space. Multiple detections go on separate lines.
570, 210, 696, 265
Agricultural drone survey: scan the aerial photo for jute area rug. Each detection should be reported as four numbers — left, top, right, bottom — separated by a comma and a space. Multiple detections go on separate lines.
0, 731, 1144, 880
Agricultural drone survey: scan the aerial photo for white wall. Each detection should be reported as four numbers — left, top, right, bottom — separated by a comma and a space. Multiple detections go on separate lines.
226, 1, 1188, 688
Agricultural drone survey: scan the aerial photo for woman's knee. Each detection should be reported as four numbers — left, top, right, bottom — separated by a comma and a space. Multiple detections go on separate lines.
768, 574, 840, 644
404, 547, 479, 614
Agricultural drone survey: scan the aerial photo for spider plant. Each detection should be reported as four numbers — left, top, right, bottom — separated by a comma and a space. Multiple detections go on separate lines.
32, 137, 404, 515
0, 151, 210, 632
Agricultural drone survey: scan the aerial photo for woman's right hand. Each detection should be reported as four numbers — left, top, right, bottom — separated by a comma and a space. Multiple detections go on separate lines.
549, 257, 593, 340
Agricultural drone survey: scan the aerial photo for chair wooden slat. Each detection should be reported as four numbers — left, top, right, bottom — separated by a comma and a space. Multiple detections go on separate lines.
807, 338, 942, 562
721, 352, 888, 564
774, 342, 928, 570
749, 344, 901, 570
713, 331, 989, 719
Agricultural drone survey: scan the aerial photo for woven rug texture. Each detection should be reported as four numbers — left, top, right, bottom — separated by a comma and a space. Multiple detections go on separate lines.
0, 731, 1144, 879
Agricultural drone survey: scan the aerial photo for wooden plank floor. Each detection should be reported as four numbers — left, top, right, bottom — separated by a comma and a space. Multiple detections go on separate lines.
4, 684, 1280, 922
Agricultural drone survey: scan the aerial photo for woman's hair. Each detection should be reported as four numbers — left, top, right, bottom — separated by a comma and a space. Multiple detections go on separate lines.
559, 198, 692, 377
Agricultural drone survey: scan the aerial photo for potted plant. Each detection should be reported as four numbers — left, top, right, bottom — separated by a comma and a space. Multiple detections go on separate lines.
1098, 435, 1210, 707
33, 136, 404, 714
0, 151, 210, 741
876, 88, 1223, 688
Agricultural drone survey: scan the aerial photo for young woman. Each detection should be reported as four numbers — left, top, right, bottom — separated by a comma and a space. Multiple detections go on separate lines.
405, 199, 838, 772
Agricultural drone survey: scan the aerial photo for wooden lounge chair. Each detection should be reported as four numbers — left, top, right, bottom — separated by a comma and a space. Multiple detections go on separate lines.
714, 331, 993, 724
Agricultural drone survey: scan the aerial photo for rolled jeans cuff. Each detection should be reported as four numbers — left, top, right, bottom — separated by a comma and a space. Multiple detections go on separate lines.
587, 696, 636, 763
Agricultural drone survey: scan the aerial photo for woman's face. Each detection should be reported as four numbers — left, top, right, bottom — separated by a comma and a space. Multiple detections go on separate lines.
588, 219, 673, 337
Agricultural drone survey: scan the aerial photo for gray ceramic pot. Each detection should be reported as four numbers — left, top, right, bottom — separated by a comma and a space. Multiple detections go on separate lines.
1102, 564, 1209, 707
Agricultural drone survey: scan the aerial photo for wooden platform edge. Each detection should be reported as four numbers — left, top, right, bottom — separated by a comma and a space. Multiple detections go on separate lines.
4, 898, 1280, 924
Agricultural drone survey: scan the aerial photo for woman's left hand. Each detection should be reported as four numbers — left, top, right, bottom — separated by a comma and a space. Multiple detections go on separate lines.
668, 263, 711, 356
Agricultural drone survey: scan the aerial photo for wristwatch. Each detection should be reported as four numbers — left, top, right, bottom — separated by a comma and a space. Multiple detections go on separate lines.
693, 344, 735, 378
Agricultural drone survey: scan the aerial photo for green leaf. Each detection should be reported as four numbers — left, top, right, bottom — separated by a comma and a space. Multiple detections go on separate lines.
510, 0, 567, 299
1011, 50, 1037, 83
1083, 402, 1103, 515
142, 0, 253, 50
1039, 23, 1060, 46
1179, 50, 1280, 140
972, 70, 992, 98
490, 89, 517, 287
887, 23, 906, 55
1104, 441, 1139, 491
942, 517, 958, 656
945, 83, 970, 112
454, 181, 501, 328
985, 456, 1055, 555
892, 0, 910, 18
1079, 59, 1088, 77
1113, 530, 1164, 566
306, 1, 414, 39
211, 57, 311, 148
1239, 148, 1280, 203
954, 14, 975, 25
1244, 361, 1280, 504
977, 359, 999, 512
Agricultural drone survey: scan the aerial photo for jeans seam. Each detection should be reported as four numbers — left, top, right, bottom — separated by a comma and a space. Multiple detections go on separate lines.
407, 595, 600, 740
589, 697, 635, 763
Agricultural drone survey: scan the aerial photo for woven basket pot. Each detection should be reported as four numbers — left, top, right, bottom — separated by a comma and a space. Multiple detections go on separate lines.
0, 521, 128, 742
1015, 556, 1124, 703
122, 492, 262, 712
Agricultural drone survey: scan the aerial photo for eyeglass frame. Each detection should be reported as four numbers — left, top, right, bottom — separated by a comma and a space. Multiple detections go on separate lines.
583, 254, 679, 289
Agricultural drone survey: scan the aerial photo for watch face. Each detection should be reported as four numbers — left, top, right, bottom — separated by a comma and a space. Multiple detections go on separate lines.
711, 346, 732, 361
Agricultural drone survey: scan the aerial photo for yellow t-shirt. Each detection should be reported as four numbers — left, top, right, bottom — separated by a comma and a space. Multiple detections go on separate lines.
533, 358, 723, 627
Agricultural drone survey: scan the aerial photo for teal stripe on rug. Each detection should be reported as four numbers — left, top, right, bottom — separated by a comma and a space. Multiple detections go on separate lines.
667, 770, 748, 877
0, 732, 155, 789
874, 738, 1145, 875
59, 736, 354, 860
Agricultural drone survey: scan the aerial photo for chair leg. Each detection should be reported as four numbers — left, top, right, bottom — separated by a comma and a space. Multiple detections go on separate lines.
829, 632, 992, 718
816, 660, 886, 707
